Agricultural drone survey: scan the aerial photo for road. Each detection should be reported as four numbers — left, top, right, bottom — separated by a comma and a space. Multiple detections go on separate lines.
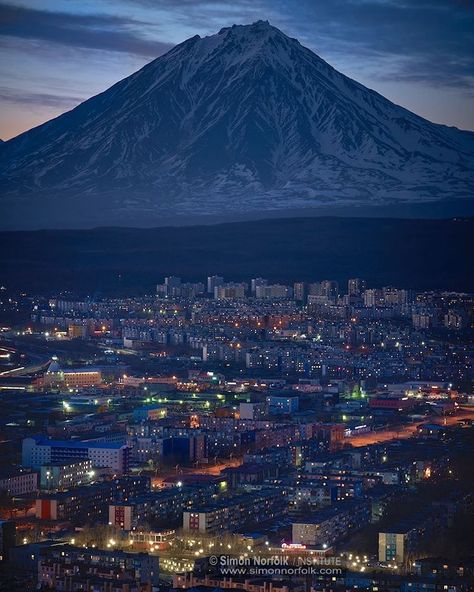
347, 408, 474, 447
151, 457, 242, 487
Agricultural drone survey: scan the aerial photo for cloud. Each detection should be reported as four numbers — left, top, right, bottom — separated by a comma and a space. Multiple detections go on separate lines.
1, 0, 472, 90
0, 2, 173, 57
99, 0, 284, 39
0, 86, 85, 108
288, 0, 474, 90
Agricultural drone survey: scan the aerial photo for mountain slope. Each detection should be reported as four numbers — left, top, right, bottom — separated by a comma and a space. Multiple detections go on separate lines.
1, 20, 473, 229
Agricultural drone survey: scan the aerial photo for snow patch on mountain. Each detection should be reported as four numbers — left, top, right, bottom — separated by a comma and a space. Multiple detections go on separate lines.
0, 20, 473, 228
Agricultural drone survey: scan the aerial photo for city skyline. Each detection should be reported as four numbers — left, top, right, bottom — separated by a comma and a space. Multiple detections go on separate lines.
0, 3, 472, 589
0, 271, 472, 589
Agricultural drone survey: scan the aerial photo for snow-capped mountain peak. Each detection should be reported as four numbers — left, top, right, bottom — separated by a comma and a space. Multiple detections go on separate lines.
0, 21, 473, 229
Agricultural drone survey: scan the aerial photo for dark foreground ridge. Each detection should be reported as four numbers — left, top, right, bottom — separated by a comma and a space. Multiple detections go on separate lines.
0, 216, 472, 294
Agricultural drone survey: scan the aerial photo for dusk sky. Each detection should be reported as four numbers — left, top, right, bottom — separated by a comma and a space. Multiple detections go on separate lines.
1, 0, 473, 140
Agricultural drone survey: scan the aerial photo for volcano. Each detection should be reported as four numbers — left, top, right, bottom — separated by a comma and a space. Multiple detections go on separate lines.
1, 20, 473, 229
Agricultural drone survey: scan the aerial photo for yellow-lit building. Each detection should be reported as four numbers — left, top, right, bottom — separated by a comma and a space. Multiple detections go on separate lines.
42, 357, 102, 389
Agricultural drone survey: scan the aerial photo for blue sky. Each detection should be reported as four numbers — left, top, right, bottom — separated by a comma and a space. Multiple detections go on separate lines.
1, 0, 473, 139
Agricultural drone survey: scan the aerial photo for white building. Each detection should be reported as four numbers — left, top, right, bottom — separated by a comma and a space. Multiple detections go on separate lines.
22, 437, 129, 474
40, 459, 94, 490
0, 469, 38, 496
239, 402, 267, 420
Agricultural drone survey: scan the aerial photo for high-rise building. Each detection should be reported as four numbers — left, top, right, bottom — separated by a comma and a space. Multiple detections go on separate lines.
307, 283, 321, 296
255, 284, 290, 299
165, 276, 181, 289
157, 276, 182, 297
164, 276, 182, 297
321, 280, 339, 299
364, 289, 383, 307
207, 275, 224, 294
251, 277, 268, 294
307, 281, 339, 304
348, 278, 366, 296
412, 312, 434, 329
444, 310, 465, 330
293, 282, 306, 302
214, 283, 246, 300
383, 287, 412, 305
